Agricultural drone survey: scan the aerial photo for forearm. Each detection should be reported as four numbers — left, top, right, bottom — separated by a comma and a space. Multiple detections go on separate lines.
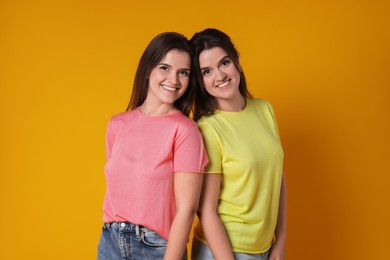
165, 172, 203, 259
199, 211, 234, 260
164, 209, 196, 260
275, 173, 287, 242
270, 173, 287, 260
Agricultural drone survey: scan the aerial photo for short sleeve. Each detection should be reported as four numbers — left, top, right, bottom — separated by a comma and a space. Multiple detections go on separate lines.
173, 125, 209, 173
265, 100, 281, 142
198, 123, 222, 174
105, 119, 114, 161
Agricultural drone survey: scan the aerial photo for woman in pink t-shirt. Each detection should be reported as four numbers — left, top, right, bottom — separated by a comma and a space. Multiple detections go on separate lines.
97, 32, 209, 260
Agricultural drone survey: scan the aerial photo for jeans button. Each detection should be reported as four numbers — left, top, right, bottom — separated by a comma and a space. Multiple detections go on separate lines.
120, 223, 126, 228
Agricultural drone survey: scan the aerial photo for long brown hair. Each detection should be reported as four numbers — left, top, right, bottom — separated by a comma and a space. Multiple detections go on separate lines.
126, 32, 194, 116
189, 28, 252, 121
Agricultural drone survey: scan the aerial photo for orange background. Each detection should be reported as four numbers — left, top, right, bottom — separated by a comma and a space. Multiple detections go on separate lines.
1, 0, 389, 259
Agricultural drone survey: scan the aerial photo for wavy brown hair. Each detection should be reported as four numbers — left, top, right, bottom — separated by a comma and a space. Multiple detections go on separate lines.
189, 28, 252, 121
126, 32, 194, 117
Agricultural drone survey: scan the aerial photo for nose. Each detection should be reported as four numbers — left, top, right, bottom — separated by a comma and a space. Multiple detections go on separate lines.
215, 69, 226, 81
168, 72, 179, 85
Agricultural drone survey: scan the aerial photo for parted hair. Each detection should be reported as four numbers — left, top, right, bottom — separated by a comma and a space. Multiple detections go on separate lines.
126, 32, 194, 117
189, 28, 252, 121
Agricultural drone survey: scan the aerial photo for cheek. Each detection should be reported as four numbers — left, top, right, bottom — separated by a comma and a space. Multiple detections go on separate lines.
203, 78, 214, 90
179, 78, 190, 88
232, 68, 241, 80
149, 71, 161, 83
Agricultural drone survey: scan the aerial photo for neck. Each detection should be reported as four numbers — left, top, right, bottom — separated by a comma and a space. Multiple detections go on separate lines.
139, 101, 177, 116
217, 95, 246, 112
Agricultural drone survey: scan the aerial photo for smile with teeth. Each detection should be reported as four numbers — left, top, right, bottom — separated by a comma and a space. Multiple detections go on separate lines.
216, 79, 230, 88
161, 84, 177, 92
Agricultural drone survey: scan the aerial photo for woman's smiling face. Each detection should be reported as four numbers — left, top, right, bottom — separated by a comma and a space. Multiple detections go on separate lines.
146, 49, 191, 107
199, 47, 241, 102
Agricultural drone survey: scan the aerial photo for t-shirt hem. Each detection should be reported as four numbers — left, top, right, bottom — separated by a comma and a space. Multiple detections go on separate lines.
232, 243, 273, 254
204, 171, 222, 174
173, 169, 205, 174
194, 233, 273, 254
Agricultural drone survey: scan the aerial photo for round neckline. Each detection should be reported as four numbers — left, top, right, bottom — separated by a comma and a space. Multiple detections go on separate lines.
216, 98, 249, 115
136, 107, 182, 117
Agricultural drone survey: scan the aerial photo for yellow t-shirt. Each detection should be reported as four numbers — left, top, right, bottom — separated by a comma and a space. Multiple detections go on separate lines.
194, 98, 284, 254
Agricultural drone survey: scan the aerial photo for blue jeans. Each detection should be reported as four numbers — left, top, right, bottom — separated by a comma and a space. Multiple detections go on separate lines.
191, 237, 269, 260
97, 222, 187, 260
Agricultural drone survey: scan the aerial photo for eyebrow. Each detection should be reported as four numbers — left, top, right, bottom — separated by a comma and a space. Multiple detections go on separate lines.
200, 55, 230, 71
159, 62, 190, 71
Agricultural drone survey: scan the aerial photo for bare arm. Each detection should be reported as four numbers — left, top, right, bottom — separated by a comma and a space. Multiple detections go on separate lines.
270, 172, 287, 260
164, 172, 203, 260
197, 174, 234, 260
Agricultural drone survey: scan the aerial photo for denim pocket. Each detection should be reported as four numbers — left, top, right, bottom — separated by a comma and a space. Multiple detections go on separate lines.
141, 230, 167, 247
102, 223, 111, 230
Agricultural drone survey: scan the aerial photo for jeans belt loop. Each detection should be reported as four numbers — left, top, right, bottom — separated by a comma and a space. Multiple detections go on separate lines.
135, 224, 140, 239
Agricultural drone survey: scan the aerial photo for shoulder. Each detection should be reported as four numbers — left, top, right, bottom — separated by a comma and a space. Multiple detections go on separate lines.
169, 114, 204, 144
197, 111, 220, 125
196, 116, 220, 141
109, 110, 135, 123
248, 98, 276, 114
197, 115, 217, 132
155, 112, 200, 140
107, 110, 138, 132
164, 112, 197, 132
173, 112, 197, 127
248, 98, 271, 108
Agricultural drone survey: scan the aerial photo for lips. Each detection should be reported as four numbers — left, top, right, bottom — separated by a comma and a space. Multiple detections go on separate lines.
216, 79, 230, 88
161, 84, 177, 92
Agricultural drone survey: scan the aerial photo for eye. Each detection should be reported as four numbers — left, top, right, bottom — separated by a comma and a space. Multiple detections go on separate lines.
221, 59, 230, 67
179, 70, 190, 77
159, 65, 169, 71
202, 69, 211, 76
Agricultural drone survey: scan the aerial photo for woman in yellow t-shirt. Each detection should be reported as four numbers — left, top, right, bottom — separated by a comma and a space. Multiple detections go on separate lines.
189, 28, 287, 260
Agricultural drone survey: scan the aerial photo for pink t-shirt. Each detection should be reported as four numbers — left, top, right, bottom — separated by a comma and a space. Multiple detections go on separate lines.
102, 108, 208, 239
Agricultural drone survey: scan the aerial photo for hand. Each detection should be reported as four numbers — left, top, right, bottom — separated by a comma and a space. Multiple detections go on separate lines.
269, 239, 285, 260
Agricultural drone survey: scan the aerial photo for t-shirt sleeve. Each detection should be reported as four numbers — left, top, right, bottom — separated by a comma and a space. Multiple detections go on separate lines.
198, 123, 222, 174
106, 116, 121, 161
265, 100, 281, 142
173, 124, 209, 173
105, 119, 114, 161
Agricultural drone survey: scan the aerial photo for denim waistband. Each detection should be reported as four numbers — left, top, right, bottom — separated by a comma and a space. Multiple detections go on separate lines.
104, 222, 152, 237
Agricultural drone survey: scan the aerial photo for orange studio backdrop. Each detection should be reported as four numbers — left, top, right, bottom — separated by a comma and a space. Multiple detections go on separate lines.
1, 0, 389, 259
